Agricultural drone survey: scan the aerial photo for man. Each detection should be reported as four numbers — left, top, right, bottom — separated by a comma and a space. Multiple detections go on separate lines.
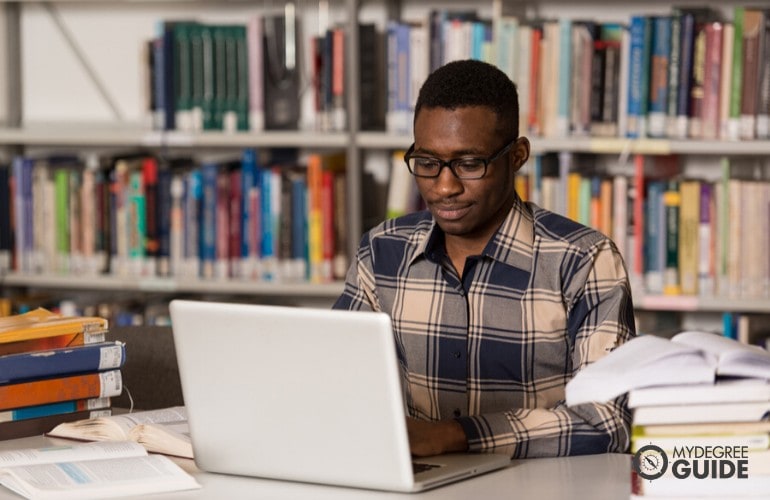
334, 60, 635, 458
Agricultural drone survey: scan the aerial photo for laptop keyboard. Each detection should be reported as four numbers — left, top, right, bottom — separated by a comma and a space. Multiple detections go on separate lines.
413, 462, 443, 474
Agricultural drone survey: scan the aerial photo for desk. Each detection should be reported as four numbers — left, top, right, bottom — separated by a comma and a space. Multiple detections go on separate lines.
0, 436, 631, 499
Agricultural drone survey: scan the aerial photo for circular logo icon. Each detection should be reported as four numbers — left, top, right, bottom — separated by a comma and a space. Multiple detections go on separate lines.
633, 444, 668, 480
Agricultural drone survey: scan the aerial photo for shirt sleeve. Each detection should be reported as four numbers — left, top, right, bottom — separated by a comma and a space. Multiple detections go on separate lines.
455, 238, 636, 458
332, 232, 379, 312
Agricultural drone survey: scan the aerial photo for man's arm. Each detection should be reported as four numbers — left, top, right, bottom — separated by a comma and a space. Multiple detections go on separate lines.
454, 239, 636, 458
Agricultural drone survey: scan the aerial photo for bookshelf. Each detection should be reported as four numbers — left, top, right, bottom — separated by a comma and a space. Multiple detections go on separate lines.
1, 0, 769, 332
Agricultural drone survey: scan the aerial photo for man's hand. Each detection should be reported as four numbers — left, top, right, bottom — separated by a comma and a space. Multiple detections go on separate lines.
406, 417, 469, 457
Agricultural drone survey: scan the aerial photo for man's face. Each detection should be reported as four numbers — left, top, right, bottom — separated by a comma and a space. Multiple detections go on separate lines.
412, 106, 525, 246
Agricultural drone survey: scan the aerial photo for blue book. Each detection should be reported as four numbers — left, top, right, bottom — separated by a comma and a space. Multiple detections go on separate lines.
648, 16, 671, 137
627, 15, 652, 138
260, 168, 274, 280
184, 168, 202, 277
200, 162, 218, 279
290, 174, 308, 276
644, 180, 665, 293
8, 398, 110, 422
0, 341, 125, 385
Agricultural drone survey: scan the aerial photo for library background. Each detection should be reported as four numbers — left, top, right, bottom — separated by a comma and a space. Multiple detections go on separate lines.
0, 0, 769, 346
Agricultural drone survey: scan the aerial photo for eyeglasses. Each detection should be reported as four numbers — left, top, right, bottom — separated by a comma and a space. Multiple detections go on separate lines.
403, 137, 517, 180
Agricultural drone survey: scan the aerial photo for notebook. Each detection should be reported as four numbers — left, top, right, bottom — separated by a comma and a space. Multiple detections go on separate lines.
168, 300, 510, 492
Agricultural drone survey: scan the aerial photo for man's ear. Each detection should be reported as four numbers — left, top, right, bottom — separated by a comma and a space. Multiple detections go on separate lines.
511, 137, 530, 173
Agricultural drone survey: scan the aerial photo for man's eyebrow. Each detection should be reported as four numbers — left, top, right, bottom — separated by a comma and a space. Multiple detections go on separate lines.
412, 146, 484, 157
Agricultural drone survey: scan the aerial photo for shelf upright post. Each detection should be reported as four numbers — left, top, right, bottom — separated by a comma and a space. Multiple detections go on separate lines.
1, 1, 22, 159
345, 0, 361, 260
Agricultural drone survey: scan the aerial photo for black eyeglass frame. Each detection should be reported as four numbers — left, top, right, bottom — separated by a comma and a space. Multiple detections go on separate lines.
402, 137, 518, 179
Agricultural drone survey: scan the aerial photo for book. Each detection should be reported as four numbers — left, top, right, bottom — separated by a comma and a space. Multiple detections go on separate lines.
48, 406, 192, 459
0, 409, 112, 441
628, 379, 770, 408
0, 441, 200, 499
633, 400, 770, 425
0, 398, 110, 424
0, 370, 122, 412
565, 331, 770, 406
0, 308, 107, 356
0, 342, 125, 384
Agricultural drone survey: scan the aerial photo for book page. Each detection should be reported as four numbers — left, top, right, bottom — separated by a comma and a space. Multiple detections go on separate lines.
0, 454, 200, 500
128, 423, 193, 459
673, 331, 770, 378
49, 406, 188, 442
0, 442, 146, 468
565, 335, 716, 405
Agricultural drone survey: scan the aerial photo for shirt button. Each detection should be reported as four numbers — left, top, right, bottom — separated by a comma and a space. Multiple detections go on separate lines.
452, 351, 462, 358
453, 408, 462, 417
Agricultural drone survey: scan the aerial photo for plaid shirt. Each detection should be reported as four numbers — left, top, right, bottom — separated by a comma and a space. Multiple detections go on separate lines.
333, 194, 635, 458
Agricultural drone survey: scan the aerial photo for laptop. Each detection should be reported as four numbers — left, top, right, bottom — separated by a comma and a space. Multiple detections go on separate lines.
169, 300, 510, 492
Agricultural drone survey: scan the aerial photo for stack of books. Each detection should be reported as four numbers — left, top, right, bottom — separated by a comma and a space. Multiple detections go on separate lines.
0, 308, 125, 439
630, 379, 770, 497
565, 330, 770, 498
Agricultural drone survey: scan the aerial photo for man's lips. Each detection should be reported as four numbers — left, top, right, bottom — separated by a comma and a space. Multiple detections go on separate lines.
431, 204, 472, 221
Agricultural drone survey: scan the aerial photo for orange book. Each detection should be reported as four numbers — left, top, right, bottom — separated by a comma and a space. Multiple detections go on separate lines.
0, 308, 108, 356
0, 370, 122, 412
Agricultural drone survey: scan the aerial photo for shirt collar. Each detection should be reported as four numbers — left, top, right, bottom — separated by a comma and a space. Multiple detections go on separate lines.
408, 193, 535, 271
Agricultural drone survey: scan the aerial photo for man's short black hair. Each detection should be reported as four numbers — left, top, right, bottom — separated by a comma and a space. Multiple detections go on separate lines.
414, 59, 520, 139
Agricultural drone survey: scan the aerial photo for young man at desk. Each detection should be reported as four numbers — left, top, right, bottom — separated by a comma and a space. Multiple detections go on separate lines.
334, 59, 636, 459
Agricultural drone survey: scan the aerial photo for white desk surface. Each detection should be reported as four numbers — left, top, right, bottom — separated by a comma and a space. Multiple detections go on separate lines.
0, 435, 632, 499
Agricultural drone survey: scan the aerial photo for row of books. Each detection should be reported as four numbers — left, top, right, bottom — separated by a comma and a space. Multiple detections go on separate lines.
382, 6, 770, 140
1, 149, 348, 284
523, 155, 768, 300
147, 12, 346, 134
565, 331, 770, 497
0, 308, 125, 441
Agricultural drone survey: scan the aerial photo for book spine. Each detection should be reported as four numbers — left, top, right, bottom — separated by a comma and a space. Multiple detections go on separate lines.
627, 15, 649, 138
0, 164, 10, 273
0, 342, 125, 384
757, 14, 770, 139
200, 163, 218, 279
156, 166, 172, 277
740, 10, 765, 139
666, 8, 682, 137
247, 15, 264, 132
728, 7, 744, 140
0, 330, 107, 357
701, 22, 723, 140
644, 180, 664, 293
556, 18, 572, 137
0, 397, 111, 423
688, 23, 707, 138
663, 180, 681, 295
674, 11, 697, 139
215, 167, 230, 279
719, 23, 735, 140
0, 408, 112, 441
632, 155, 645, 285
143, 157, 159, 277
228, 167, 242, 279
0, 370, 121, 411
698, 182, 714, 296
678, 180, 700, 295
648, 16, 671, 138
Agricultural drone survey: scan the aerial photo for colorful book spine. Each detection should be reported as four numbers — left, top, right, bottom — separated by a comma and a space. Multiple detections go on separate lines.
663, 180, 681, 295
0, 370, 121, 412
0, 397, 110, 423
0, 342, 125, 384
627, 15, 651, 138
648, 16, 671, 138
678, 179, 700, 295
200, 162, 218, 279
728, 7, 744, 140
0, 409, 112, 441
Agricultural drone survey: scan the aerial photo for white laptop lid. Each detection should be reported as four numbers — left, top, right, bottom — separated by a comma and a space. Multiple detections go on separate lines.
170, 300, 417, 491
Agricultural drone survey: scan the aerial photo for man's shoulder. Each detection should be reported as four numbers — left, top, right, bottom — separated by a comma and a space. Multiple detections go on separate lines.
529, 204, 610, 252
369, 211, 433, 241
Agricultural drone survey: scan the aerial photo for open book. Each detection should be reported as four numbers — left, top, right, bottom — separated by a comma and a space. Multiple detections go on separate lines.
47, 406, 193, 459
0, 441, 200, 499
565, 331, 770, 406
